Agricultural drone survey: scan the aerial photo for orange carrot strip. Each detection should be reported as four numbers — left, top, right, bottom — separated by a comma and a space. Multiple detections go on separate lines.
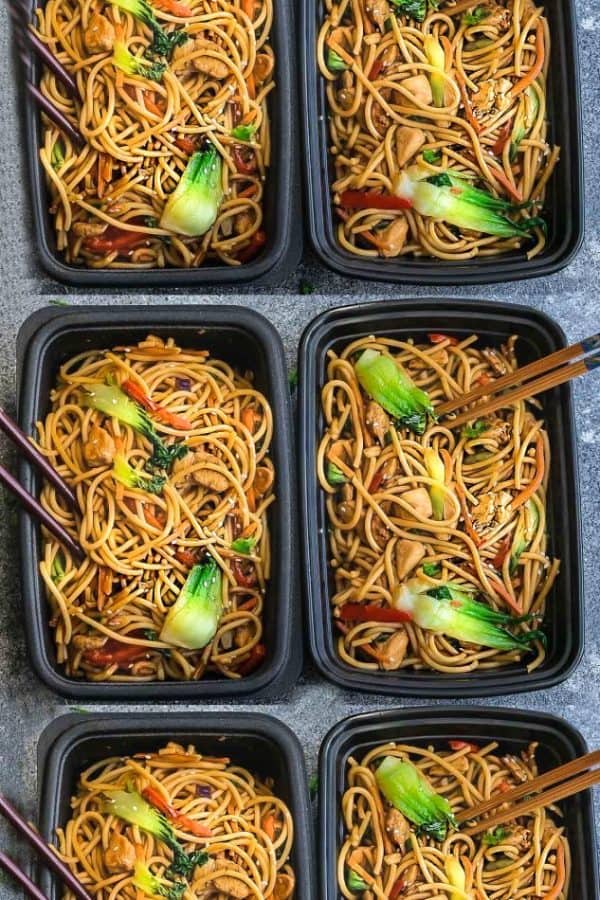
544, 842, 566, 900
262, 813, 277, 841
456, 72, 481, 133
511, 433, 544, 509
511, 20, 545, 98
486, 161, 523, 203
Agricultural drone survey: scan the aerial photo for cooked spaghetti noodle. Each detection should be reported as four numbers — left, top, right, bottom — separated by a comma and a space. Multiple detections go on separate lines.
339, 739, 569, 899
318, 332, 558, 674
37, 334, 275, 682
318, 0, 558, 260
55, 741, 296, 898
35, 0, 274, 267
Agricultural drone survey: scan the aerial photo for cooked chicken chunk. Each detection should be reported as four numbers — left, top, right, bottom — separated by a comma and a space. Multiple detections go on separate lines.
84, 12, 115, 54
192, 453, 230, 492
402, 487, 433, 518
401, 74, 433, 105
375, 218, 409, 257
378, 630, 409, 670
104, 833, 136, 872
365, 0, 391, 30
385, 806, 410, 848
396, 539, 426, 580
396, 126, 426, 167
83, 424, 116, 467
365, 401, 390, 444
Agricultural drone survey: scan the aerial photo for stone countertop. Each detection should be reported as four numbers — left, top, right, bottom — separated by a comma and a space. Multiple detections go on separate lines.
0, 0, 599, 893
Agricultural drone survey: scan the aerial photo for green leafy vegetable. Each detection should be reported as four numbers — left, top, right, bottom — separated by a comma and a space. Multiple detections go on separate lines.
160, 144, 223, 237
422, 561, 442, 577
327, 461, 348, 485
113, 453, 166, 495
390, 0, 426, 21
483, 826, 509, 846
393, 577, 545, 651
113, 40, 166, 81
143, 629, 159, 641
354, 348, 434, 435
112, 0, 188, 58
231, 124, 257, 141
462, 5, 489, 25
375, 756, 457, 841
461, 419, 489, 439
346, 869, 370, 892
509, 499, 539, 573
422, 149, 442, 164
327, 48, 348, 71
424, 34, 445, 107
51, 139, 65, 171
133, 862, 186, 899
231, 537, 256, 555
510, 86, 540, 160
159, 558, 223, 650
83, 382, 188, 471
51, 551, 66, 583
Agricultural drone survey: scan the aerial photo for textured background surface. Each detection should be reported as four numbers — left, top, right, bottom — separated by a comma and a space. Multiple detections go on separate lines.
0, 0, 599, 892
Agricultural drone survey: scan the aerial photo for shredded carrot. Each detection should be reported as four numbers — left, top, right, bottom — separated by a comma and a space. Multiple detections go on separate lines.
544, 842, 566, 900
488, 573, 522, 615
511, 20, 545, 98
456, 72, 481, 133
512, 433, 544, 509
153, 0, 193, 16
238, 598, 257, 611
240, 521, 258, 538
246, 486, 256, 513
487, 161, 523, 203
143, 506, 164, 530
241, 406, 259, 434
143, 92, 164, 117
455, 483, 481, 547
241, 0, 254, 19
246, 70, 256, 100
262, 813, 277, 841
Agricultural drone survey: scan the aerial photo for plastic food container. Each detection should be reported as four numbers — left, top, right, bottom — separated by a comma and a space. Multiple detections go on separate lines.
298, 299, 583, 697
319, 706, 599, 900
299, 0, 583, 284
37, 712, 317, 900
24, 0, 301, 287
17, 305, 301, 700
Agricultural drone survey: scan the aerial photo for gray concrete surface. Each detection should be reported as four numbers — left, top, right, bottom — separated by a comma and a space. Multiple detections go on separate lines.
0, 0, 599, 892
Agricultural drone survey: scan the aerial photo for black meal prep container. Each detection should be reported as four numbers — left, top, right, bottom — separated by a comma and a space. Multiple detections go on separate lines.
36, 712, 317, 900
319, 706, 600, 900
16, 305, 301, 700
299, 0, 583, 284
23, 0, 301, 287
298, 299, 583, 698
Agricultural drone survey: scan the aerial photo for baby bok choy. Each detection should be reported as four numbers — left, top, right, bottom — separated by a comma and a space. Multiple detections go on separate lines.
355, 348, 434, 435
112, 0, 188, 58
112, 40, 166, 81
103, 789, 208, 878
394, 169, 544, 238
133, 862, 186, 899
83, 382, 188, 471
392, 577, 544, 651
159, 557, 223, 649
375, 756, 457, 841
113, 453, 166, 495
160, 144, 223, 237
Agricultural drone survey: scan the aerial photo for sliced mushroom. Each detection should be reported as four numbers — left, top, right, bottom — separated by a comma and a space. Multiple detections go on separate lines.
254, 52, 274, 84
402, 487, 433, 518
365, 401, 390, 445
385, 806, 410, 848
191, 453, 230, 493
401, 74, 433, 106
84, 12, 115, 54
104, 833, 136, 873
378, 630, 409, 670
234, 212, 254, 235
213, 874, 250, 898
189, 40, 230, 79
396, 126, 426, 167
270, 872, 295, 899
72, 221, 108, 237
395, 539, 426, 580
254, 465, 274, 496
83, 423, 116, 467
375, 218, 409, 257
234, 624, 254, 649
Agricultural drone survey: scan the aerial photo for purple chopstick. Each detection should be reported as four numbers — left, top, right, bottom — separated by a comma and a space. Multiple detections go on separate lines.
0, 852, 49, 900
0, 465, 84, 560
26, 83, 84, 147
0, 408, 76, 507
27, 28, 78, 96
0, 796, 92, 900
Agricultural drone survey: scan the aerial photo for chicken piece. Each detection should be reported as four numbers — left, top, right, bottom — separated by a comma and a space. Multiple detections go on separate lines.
471, 78, 512, 119
270, 872, 295, 899
348, 847, 371, 871
401, 74, 433, 106
396, 126, 426, 167
385, 806, 410, 849
234, 623, 253, 649
378, 630, 409, 670
73, 221, 107, 237
213, 874, 250, 898
480, 418, 511, 444
234, 212, 254, 235
84, 12, 115, 54
104, 833, 136, 873
402, 487, 433, 518
471, 490, 512, 532
72, 634, 107, 651
449, 754, 469, 774
482, 347, 509, 375
365, 0, 391, 31
83, 424, 116, 467
395, 539, 426, 580
365, 401, 390, 445
375, 218, 409, 258
502, 754, 531, 784
254, 465, 274, 496
190, 453, 229, 492
190, 40, 230, 78
254, 52, 274, 83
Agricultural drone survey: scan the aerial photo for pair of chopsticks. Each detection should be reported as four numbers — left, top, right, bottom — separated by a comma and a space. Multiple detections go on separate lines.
5, 0, 84, 146
456, 748, 600, 836
437, 332, 600, 428
0, 407, 84, 560
0, 794, 92, 900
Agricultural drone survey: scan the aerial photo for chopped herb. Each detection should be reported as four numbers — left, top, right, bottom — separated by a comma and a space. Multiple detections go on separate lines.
422, 148, 442, 164
462, 5, 489, 25
422, 561, 442, 577
231, 124, 257, 141
144, 216, 159, 228
483, 826, 509, 846
326, 461, 347, 485
461, 419, 490, 439
231, 537, 256, 555
143, 629, 159, 641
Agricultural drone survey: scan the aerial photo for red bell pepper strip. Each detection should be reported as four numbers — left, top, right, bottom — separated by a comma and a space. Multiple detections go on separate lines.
428, 333, 459, 345
237, 229, 267, 262
122, 379, 193, 431
175, 548, 198, 568
389, 878, 405, 900
338, 604, 412, 624
368, 468, 386, 494
175, 136, 196, 155
491, 120, 511, 156
368, 57, 384, 80
492, 535, 511, 569
84, 226, 148, 255
83, 639, 149, 668
338, 191, 413, 211
237, 642, 267, 675
142, 786, 213, 837
449, 740, 480, 752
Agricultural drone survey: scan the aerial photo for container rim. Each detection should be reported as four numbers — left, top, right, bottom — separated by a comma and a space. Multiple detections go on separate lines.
17, 304, 300, 699
298, 298, 584, 697
299, 0, 584, 284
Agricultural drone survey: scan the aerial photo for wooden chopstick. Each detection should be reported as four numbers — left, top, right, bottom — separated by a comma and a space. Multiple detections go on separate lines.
437, 332, 600, 416
446, 351, 599, 430
0, 408, 76, 507
0, 464, 84, 560
0, 851, 49, 900
456, 749, 600, 837
0, 796, 92, 900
